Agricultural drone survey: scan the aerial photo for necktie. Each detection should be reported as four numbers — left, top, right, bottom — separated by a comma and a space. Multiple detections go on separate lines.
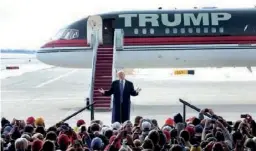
120, 80, 124, 102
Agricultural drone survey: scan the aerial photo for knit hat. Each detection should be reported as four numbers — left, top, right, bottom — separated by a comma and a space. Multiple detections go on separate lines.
26, 116, 35, 125
60, 125, 69, 132
58, 134, 70, 146
76, 119, 85, 127
162, 125, 173, 132
195, 125, 203, 136
32, 139, 43, 151
141, 121, 151, 131
111, 122, 121, 130
3, 125, 12, 135
91, 137, 103, 150
186, 126, 195, 137
174, 113, 183, 124
21, 134, 31, 141
35, 117, 44, 126
1, 117, 10, 127
165, 118, 174, 127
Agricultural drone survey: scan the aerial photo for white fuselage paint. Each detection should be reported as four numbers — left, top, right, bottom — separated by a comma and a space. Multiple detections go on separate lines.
37, 45, 256, 68
118, 13, 232, 27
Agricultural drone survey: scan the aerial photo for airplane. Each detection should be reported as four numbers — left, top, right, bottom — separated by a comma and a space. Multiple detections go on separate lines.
37, 8, 256, 71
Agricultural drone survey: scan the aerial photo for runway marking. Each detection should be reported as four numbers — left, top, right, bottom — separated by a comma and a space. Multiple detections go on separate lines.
35, 69, 78, 88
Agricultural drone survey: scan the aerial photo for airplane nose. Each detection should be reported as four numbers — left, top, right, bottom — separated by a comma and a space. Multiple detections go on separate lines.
36, 49, 46, 64
36, 48, 55, 66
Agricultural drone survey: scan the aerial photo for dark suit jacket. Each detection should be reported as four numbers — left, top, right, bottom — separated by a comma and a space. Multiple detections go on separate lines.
103, 79, 138, 123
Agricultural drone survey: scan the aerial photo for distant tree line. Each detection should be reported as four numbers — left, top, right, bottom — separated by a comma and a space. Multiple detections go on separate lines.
0, 49, 36, 54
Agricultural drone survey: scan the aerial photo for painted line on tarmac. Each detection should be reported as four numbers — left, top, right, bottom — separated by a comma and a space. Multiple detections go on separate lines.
35, 69, 78, 88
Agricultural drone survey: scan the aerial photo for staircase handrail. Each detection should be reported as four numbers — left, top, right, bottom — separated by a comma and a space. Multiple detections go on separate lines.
89, 30, 99, 120
54, 102, 96, 127
179, 98, 212, 122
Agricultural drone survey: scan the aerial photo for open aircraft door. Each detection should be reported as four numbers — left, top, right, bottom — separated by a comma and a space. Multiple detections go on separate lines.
87, 15, 103, 46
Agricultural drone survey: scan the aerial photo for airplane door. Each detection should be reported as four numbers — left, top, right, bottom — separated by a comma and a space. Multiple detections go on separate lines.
103, 19, 114, 45
87, 15, 103, 46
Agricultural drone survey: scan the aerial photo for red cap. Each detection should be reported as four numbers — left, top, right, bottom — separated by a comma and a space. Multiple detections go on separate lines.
165, 118, 174, 126
26, 116, 35, 125
76, 119, 85, 127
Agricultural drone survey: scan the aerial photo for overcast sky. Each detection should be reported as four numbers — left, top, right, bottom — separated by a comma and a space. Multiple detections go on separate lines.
0, 0, 255, 50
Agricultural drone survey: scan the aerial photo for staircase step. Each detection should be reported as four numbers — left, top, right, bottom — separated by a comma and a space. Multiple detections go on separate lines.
93, 98, 111, 101
95, 67, 113, 70
95, 73, 112, 76
93, 105, 111, 109
96, 60, 113, 64
93, 99, 111, 102
96, 63, 113, 66
94, 82, 111, 85
95, 66, 113, 70
95, 74, 112, 77
97, 59, 113, 62
97, 50, 113, 53
97, 50, 113, 52
94, 104, 111, 106
95, 76, 112, 79
94, 77, 112, 80
94, 96, 111, 99
94, 80, 112, 83
94, 103, 111, 107
94, 83, 111, 86
95, 73, 112, 77
93, 86, 112, 90
94, 81, 111, 84
97, 56, 113, 61
94, 85, 111, 88
93, 90, 109, 94
97, 52, 113, 55
95, 68, 113, 71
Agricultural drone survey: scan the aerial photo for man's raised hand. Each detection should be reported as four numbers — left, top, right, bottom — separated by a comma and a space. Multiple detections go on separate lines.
136, 87, 141, 93
98, 88, 105, 94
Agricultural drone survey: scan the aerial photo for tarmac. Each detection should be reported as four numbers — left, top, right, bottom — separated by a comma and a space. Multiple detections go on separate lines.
1, 58, 256, 127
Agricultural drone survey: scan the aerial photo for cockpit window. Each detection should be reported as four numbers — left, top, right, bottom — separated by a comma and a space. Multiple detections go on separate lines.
52, 29, 79, 40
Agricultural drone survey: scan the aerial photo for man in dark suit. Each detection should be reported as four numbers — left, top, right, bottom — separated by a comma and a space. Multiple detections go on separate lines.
98, 70, 141, 123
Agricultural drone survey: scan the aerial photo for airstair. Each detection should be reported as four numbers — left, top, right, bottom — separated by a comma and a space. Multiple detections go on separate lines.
87, 16, 124, 110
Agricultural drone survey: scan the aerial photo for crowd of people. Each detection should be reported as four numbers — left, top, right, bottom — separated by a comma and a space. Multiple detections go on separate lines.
1, 108, 256, 151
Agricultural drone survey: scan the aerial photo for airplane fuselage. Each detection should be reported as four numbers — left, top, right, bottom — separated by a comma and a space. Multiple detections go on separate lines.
37, 8, 256, 68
